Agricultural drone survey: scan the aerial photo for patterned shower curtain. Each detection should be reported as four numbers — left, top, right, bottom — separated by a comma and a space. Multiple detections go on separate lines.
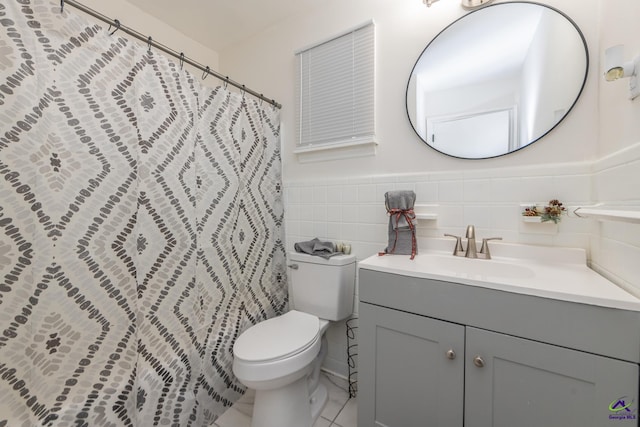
0, 1, 288, 425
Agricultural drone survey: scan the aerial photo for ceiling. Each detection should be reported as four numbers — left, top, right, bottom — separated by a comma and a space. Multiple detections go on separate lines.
416, 6, 543, 91
126, 0, 319, 52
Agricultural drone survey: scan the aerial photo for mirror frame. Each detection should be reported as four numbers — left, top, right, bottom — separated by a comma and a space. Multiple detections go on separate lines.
406, 1, 589, 160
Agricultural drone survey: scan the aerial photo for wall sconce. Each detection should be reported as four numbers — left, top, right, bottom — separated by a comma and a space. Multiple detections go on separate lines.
604, 44, 640, 100
461, 0, 494, 8
422, 0, 494, 8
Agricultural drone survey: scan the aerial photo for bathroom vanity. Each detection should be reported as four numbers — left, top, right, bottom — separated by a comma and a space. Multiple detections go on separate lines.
357, 241, 640, 427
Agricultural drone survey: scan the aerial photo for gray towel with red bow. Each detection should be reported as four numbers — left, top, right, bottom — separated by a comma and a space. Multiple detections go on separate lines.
382, 191, 418, 258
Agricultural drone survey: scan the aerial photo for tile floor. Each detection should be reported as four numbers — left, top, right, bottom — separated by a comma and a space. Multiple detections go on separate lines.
212, 372, 357, 427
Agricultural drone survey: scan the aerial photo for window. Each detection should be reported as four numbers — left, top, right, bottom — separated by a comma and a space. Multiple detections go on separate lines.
295, 21, 376, 162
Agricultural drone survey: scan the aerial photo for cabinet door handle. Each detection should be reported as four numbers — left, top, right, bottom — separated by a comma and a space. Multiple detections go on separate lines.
473, 355, 485, 368
446, 349, 456, 360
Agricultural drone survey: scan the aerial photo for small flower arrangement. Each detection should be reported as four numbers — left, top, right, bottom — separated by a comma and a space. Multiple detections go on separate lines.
522, 199, 567, 224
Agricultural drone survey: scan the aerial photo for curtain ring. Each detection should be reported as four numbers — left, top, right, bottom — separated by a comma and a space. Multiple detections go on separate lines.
223, 77, 229, 90
60, 0, 64, 13
241, 84, 246, 98
179, 52, 185, 70
147, 36, 152, 53
202, 66, 210, 80
108, 19, 120, 36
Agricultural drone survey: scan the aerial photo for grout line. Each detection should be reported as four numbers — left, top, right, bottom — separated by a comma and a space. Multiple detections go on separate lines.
328, 397, 350, 425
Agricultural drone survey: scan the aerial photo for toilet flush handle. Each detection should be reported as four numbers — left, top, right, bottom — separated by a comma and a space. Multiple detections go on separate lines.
288, 264, 299, 270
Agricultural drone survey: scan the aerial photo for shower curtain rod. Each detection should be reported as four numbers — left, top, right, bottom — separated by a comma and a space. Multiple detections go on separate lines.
61, 0, 282, 109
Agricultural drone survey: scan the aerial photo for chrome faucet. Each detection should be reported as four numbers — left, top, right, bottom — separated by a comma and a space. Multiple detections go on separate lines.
464, 225, 477, 258
445, 226, 502, 259
479, 237, 502, 259
444, 233, 464, 256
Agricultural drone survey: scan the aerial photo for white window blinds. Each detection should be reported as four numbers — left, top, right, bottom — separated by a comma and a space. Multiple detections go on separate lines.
296, 22, 375, 149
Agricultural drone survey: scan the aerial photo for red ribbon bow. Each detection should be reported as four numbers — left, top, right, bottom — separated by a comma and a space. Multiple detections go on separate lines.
380, 208, 417, 260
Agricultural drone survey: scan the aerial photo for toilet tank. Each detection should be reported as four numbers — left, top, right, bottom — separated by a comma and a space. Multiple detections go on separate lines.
288, 252, 356, 321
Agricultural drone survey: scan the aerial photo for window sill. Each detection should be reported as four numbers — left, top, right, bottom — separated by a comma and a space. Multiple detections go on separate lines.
294, 137, 378, 163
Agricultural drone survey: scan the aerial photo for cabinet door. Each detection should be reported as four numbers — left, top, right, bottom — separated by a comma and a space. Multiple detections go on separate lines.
465, 327, 639, 427
358, 303, 465, 427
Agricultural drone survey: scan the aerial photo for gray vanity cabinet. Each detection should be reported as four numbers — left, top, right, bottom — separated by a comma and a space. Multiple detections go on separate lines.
464, 327, 638, 427
358, 303, 464, 427
358, 269, 640, 427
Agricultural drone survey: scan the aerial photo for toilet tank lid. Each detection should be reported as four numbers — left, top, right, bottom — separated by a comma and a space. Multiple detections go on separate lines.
289, 252, 356, 266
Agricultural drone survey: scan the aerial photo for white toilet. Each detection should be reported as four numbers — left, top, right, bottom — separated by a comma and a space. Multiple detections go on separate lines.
232, 251, 356, 427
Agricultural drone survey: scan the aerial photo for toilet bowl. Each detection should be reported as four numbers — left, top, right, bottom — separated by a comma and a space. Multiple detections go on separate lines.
233, 311, 331, 427
233, 310, 326, 387
232, 252, 356, 427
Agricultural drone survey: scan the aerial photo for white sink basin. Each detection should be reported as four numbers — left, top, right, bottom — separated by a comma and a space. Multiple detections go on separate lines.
422, 254, 536, 280
358, 238, 640, 311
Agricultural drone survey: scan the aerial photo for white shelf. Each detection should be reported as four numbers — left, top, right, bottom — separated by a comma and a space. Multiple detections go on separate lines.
415, 212, 438, 220
414, 204, 438, 221
519, 202, 640, 224
522, 216, 543, 223
573, 207, 640, 224
520, 203, 558, 223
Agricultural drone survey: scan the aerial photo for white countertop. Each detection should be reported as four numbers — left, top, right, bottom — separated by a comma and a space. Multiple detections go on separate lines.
358, 239, 640, 312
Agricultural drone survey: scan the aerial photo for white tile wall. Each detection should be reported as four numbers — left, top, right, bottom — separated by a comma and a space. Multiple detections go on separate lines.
284, 163, 595, 265
283, 144, 640, 376
590, 143, 640, 298
283, 161, 595, 376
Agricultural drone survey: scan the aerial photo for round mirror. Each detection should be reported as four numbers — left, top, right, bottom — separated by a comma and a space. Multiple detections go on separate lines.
406, 2, 588, 159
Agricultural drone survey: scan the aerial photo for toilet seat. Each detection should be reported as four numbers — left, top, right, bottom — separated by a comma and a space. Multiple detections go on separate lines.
234, 310, 320, 362
233, 310, 323, 385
